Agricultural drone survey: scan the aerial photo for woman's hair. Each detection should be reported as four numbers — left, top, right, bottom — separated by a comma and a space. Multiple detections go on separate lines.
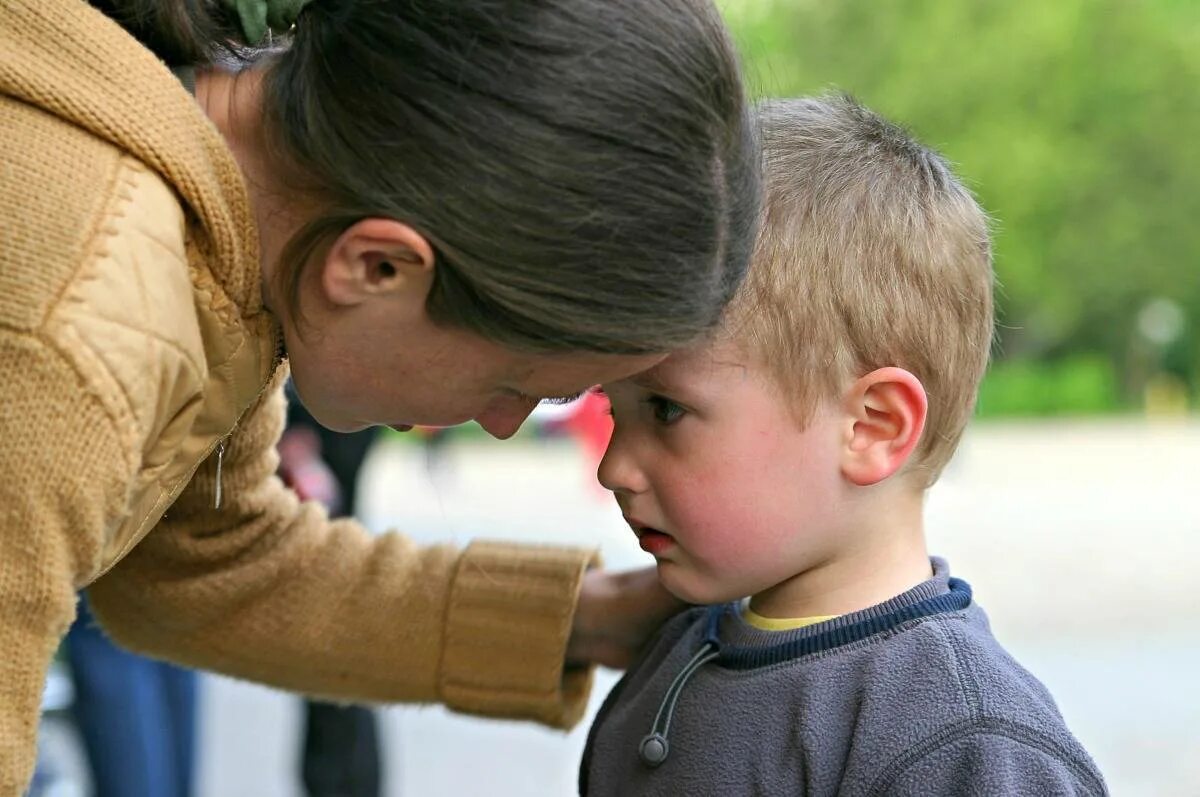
94, 0, 759, 355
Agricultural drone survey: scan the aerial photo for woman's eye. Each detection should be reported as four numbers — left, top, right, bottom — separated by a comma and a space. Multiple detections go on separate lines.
647, 396, 685, 425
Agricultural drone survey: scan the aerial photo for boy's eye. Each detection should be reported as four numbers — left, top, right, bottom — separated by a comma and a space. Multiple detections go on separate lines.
646, 395, 686, 426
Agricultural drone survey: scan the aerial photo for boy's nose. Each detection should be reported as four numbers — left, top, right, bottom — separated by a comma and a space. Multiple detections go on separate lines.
597, 436, 647, 495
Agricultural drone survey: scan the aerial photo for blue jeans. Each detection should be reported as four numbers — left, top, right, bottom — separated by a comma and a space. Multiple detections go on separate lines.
65, 596, 197, 797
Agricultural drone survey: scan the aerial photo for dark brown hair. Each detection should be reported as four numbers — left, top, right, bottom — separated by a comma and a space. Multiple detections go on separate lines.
95, 0, 760, 355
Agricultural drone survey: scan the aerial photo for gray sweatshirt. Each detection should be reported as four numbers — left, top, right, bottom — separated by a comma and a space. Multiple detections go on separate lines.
581, 559, 1106, 796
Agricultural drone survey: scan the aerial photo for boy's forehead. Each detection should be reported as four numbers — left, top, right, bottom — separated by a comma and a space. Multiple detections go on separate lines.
633, 339, 750, 388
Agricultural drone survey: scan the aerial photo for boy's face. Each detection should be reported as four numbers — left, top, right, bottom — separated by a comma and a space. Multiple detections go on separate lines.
599, 340, 849, 606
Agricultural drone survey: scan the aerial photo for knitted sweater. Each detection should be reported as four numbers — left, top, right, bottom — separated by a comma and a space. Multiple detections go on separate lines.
581, 559, 1107, 796
0, 2, 596, 793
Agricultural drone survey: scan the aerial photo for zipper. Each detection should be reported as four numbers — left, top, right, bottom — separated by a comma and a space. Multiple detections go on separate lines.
211, 318, 285, 511
213, 440, 225, 509
94, 433, 227, 580
96, 316, 286, 580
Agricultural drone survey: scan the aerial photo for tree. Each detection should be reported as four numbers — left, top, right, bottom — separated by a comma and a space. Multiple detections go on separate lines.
722, 0, 1200, 408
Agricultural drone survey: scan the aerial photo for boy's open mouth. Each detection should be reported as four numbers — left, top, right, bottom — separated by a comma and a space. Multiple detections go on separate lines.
626, 518, 674, 555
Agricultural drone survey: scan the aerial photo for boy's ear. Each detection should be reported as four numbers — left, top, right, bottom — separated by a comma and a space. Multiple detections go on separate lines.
318, 218, 436, 309
839, 367, 928, 486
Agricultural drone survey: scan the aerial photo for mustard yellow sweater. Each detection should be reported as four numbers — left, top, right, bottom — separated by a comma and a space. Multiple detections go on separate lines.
0, 2, 596, 792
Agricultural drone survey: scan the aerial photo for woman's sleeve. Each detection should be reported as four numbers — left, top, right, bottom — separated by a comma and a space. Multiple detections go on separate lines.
88, 376, 599, 729
0, 331, 138, 794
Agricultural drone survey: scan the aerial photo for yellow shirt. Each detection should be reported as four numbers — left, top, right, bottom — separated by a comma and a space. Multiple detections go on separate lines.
743, 606, 840, 632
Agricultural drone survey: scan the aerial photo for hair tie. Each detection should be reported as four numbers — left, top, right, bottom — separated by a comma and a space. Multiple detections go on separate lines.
221, 0, 313, 46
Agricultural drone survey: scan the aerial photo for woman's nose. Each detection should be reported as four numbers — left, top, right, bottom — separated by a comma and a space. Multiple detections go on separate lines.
475, 396, 539, 440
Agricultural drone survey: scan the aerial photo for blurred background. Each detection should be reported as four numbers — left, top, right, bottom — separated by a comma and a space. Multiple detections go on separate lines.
34, 1, 1198, 795
725, 0, 1200, 419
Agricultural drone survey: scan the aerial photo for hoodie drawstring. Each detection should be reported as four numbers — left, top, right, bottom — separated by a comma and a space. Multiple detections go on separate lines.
638, 641, 719, 767
638, 606, 726, 768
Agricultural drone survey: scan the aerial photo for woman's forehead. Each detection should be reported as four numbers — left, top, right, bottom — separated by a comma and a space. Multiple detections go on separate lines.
512, 350, 665, 397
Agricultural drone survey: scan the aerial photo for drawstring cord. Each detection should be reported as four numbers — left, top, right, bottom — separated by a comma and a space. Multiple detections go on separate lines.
638, 641, 719, 767
638, 606, 726, 768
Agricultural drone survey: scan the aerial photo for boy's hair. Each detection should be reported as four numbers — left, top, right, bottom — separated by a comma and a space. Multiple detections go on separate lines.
727, 95, 993, 484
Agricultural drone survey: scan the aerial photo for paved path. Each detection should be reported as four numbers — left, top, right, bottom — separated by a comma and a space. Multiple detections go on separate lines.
192, 419, 1200, 796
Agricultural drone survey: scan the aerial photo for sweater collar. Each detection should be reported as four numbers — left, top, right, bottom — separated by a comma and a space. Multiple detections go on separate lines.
631, 559, 973, 770
0, 0, 264, 317
713, 557, 972, 669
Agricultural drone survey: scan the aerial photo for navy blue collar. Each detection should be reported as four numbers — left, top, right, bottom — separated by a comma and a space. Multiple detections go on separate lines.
702, 577, 973, 671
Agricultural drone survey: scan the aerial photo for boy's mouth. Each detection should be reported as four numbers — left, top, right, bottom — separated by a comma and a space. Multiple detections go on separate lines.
626, 517, 674, 556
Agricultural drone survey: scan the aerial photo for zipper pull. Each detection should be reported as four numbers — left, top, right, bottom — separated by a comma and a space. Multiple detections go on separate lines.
214, 441, 226, 510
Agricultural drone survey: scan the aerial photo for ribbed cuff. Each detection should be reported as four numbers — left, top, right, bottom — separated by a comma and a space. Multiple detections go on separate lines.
439, 540, 602, 729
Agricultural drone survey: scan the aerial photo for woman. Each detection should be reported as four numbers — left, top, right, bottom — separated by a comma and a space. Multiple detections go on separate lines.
0, 0, 758, 791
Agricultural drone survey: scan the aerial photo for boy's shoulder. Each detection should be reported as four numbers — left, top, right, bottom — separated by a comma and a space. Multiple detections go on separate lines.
583, 597, 1107, 796
844, 606, 1107, 794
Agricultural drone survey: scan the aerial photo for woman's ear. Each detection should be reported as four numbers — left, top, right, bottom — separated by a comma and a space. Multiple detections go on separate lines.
840, 367, 928, 486
318, 218, 436, 308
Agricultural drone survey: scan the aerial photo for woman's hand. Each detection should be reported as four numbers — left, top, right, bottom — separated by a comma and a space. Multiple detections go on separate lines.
567, 566, 685, 669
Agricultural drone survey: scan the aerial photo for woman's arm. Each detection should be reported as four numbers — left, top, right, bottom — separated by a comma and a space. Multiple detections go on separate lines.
0, 331, 138, 794
89, 377, 604, 728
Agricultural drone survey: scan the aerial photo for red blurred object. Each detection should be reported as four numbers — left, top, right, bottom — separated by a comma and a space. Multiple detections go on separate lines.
553, 392, 613, 468
277, 426, 342, 512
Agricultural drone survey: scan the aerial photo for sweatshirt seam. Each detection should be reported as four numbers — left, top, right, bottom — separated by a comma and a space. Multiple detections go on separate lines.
866, 717, 1105, 796
929, 618, 983, 719
33, 155, 196, 445
27, 330, 138, 479
0, 328, 133, 577
38, 155, 133, 330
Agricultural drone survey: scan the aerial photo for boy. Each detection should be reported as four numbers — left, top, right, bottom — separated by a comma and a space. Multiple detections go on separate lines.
581, 96, 1106, 795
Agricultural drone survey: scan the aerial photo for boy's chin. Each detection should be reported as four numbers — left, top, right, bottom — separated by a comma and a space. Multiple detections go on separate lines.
656, 564, 740, 607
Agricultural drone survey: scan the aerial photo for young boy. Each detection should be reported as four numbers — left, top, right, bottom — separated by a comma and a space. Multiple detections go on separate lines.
581, 96, 1106, 796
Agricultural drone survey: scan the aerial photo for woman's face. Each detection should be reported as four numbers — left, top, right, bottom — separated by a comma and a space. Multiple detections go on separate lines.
273, 218, 665, 436
286, 307, 663, 437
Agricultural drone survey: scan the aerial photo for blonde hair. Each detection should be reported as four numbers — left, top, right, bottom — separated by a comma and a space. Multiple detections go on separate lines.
727, 95, 994, 484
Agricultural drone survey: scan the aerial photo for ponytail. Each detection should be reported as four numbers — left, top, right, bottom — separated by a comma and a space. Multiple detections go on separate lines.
89, 0, 247, 65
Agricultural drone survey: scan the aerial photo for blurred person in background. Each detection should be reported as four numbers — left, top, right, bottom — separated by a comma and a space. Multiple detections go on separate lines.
278, 388, 384, 797
65, 596, 198, 797
0, 0, 760, 793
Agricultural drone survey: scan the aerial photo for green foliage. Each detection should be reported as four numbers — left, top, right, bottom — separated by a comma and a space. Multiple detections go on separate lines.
720, 0, 1200, 412
976, 356, 1122, 417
